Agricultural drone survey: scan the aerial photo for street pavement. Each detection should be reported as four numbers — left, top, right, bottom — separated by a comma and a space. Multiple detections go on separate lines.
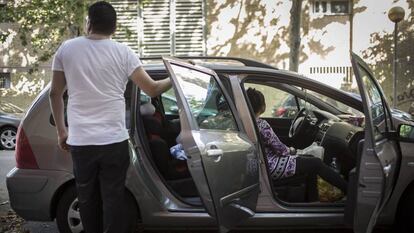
0, 150, 14, 214
0, 149, 390, 233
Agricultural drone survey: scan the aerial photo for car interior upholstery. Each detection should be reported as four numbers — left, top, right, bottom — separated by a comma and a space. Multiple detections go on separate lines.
139, 97, 198, 198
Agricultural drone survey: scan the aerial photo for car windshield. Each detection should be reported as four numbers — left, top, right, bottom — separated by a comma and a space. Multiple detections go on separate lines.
305, 90, 364, 116
0, 102, 23, 114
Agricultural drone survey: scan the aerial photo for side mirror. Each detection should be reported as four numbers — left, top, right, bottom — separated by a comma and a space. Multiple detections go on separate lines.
398, 124, 414, 140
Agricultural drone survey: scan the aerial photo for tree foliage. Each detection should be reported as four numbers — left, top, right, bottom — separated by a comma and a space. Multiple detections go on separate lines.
362, 0, 414, 109
0, 0, 90, 68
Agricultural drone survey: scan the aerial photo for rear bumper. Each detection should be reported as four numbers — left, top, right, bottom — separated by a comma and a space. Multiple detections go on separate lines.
6, 167, 73, 221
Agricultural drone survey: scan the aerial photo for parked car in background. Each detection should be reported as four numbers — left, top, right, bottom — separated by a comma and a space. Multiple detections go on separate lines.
6, 55, 414, 233
271, 95, 299, 118
0, 101, 23, 150
341, 92, 413, 122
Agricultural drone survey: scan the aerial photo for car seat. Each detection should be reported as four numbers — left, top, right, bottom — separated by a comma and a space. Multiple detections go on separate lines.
150, 97, 181, 148
140, 102, 189, 180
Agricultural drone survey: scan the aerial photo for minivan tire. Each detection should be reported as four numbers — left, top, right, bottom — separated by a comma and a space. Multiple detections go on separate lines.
56, 184, 140, 233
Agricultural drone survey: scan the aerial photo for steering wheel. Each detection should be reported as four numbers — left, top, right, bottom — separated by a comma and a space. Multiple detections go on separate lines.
289, 108, 313, 138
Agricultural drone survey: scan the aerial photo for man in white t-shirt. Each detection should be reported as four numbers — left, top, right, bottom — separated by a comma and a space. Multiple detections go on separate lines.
49, 2, 171, 232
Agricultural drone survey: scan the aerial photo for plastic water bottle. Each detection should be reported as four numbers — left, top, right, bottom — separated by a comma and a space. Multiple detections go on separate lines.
330, 157, 340, 173
330, 157, 343, 198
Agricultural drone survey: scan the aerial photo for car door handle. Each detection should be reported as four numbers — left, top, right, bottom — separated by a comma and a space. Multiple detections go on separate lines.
207, 149, 223, 157
383, 164, 392, 177
229, 203, 255, 217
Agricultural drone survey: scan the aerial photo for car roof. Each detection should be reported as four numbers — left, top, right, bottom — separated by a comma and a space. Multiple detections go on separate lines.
143, 62, 307, 80
141, 56, 278, 70
141, 56, 317, 80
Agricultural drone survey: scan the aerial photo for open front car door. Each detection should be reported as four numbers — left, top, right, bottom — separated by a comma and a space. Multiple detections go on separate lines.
345, 53, 401, 233
163, 57, 260, 232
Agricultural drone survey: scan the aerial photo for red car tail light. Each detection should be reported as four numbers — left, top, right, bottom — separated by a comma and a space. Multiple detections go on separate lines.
15, 126, 39, 169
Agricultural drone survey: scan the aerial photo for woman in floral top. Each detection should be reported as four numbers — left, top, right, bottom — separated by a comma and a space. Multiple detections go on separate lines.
246, 88, 347, 194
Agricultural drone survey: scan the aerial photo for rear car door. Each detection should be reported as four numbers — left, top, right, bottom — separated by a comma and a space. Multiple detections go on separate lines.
345, 53, 400, 233
163, 57, 260, 231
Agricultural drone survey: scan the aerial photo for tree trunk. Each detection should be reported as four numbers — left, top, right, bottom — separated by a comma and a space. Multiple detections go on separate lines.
289, 0, 303, 72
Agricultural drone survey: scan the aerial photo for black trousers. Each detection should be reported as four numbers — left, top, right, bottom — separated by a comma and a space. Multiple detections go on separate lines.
70, 140, 130, 233
295, 156, 347, 194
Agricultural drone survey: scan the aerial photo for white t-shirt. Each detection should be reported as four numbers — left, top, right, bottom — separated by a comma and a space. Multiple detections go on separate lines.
52, 36, 142, 146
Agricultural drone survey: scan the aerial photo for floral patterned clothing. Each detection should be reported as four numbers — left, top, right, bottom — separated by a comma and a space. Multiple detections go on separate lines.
256, 118, 297, 179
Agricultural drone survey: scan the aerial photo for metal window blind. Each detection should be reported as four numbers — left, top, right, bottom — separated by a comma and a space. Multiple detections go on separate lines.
142, 0, 171, 56
309, 66, 353, 83
174, 0, 205, 56
111, 0, 140, 53
0, 72, 11, 89
142, 0, 205, 56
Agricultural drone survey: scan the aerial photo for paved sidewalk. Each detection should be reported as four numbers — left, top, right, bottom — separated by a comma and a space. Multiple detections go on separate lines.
0, 150, 14, 216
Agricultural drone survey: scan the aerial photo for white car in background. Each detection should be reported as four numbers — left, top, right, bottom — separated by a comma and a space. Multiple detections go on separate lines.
0, 101, 23, 150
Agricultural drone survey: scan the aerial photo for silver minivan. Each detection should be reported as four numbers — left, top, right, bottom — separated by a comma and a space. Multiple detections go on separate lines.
7, 55, 414, 233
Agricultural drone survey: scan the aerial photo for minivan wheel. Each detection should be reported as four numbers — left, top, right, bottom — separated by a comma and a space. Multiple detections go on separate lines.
0, 126, 17, 150
56, 185, 141, 233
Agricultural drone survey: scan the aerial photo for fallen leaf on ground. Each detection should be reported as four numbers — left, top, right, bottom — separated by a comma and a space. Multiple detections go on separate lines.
0, 210, 29, 233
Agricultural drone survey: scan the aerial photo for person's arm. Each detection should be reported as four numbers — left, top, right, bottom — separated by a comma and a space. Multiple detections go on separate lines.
258, 119, 290, 157
130, 66, 171, 97
49, 71, 69, 151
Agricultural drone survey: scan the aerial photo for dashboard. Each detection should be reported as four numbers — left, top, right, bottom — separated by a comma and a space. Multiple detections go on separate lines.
310, 109, 364, 179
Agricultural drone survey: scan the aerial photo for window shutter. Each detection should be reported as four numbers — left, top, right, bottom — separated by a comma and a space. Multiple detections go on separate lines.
142, 0, 171, 56
111, 0, 139, 53
0, 72, 11, 89
141, 0, 205, 56
175, 0, 205, 56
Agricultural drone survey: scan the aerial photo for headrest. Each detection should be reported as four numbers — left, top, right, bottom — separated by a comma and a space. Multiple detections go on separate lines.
140, 102, 155, 116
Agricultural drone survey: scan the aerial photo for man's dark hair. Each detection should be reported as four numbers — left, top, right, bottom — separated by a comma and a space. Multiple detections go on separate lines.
246, 88, 266, 115
88, 1, 117, 35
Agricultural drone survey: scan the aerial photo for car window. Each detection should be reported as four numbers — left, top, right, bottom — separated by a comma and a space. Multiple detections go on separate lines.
244, 83, 300, 119
161, 77, 234, 117
245, 82, 363, 120
357, 65, 387, 130
160, 89, 179, 115
169, 64, 237, 131
160, 89, 206, 116
140, 92, 151, 103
